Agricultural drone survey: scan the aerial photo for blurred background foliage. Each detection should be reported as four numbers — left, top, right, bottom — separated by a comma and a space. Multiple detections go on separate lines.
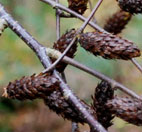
0, 0, 141, 132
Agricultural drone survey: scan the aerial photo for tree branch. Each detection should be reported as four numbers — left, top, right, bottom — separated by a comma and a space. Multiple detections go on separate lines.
42, 0, 104, 73
40, 0, 142, 74
46, 48, 142, 100
0, 3, 107, 132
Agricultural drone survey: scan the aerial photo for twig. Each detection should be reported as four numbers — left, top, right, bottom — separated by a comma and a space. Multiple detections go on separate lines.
55, 0, 67, 82
40, 0, 105, 32
46, 48, 142, 100
40, 0, 142, 74
56, 0, 60, 40
88, 0, 97, 23
72, 122, 80, 132
42, 0, 104, 73
0, 4, 107, 132
131, 58, 142, 73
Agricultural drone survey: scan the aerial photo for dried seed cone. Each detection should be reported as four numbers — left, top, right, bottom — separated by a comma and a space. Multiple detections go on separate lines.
117, 0, 142, 14
3, 73, 60, 100
68, 0, 88, 14
92, 81, 114, 129
3, 73, 96, 124
53, 29, 78, 72
106, 97, 142, 126
44, 90, 96, 124
104, 10, 132, 34
79, 32, 141, 60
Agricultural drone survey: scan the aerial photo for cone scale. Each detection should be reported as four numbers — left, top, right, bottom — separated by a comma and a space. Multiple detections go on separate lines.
104, 10, 132, 34
79, 32, 141, 60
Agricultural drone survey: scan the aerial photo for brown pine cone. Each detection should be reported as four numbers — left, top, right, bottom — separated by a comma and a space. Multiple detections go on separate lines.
44, 90, 96, 124
2, 73, 60, 100
3, 73, 96, 124
68, 0, 88, 14
79, 32, 141, 60
92, 81, 114, 129
104, 10, 132, 34
116, 0, 142, 14
106, 97, 142, 126
53, 29, 78, 72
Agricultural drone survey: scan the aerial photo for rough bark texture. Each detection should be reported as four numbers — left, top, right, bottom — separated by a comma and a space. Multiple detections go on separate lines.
79, 32, 141, 60
104, 10, 132, 34
53, 29, 78, 72
117, 0, 142, 14
106, 97, 142, 126
92, 81, 114, 129
68, 0, 88, 14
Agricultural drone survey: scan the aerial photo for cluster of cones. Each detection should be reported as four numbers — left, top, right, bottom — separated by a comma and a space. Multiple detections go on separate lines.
2, 0, 142, 130
3, 73, 142, 128
2, 25, 142, 129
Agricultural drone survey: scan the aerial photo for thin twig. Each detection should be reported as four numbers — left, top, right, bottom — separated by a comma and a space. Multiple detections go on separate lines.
0, 4, 107, 132
72, 122, 80, 132
131, 58, 142, 73
40, 0, 106, 32
42, 0, 104, 73
46, 48, 142, 100
88, 0, 97, 23
40, 0, 142, 74
56, 2, 78, 130
56, 0, 60, 40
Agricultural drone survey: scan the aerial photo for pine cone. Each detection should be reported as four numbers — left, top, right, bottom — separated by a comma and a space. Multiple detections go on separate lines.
44, 90, 96, 124
106, 97, 142, 126
79, 32, 141, 60
68, 0, 88, 14
116, 0, 142, 14
3, 73, 96, 124
92, 81, 114, 129
2, 73, 60, 100
53, 29, 78, 72
104, 10, 132, 34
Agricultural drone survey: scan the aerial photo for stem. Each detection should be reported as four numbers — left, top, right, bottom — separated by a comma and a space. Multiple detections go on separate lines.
40, 0, 105, 32
56, 0, 60, 40
72, 122, 80, 132
88, 0, 97, 23
40, 0, 142, 74
131, 58, 142, 73
42, 0, 104, 73
46, 48, 142, 101
0, 4, 107, 132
